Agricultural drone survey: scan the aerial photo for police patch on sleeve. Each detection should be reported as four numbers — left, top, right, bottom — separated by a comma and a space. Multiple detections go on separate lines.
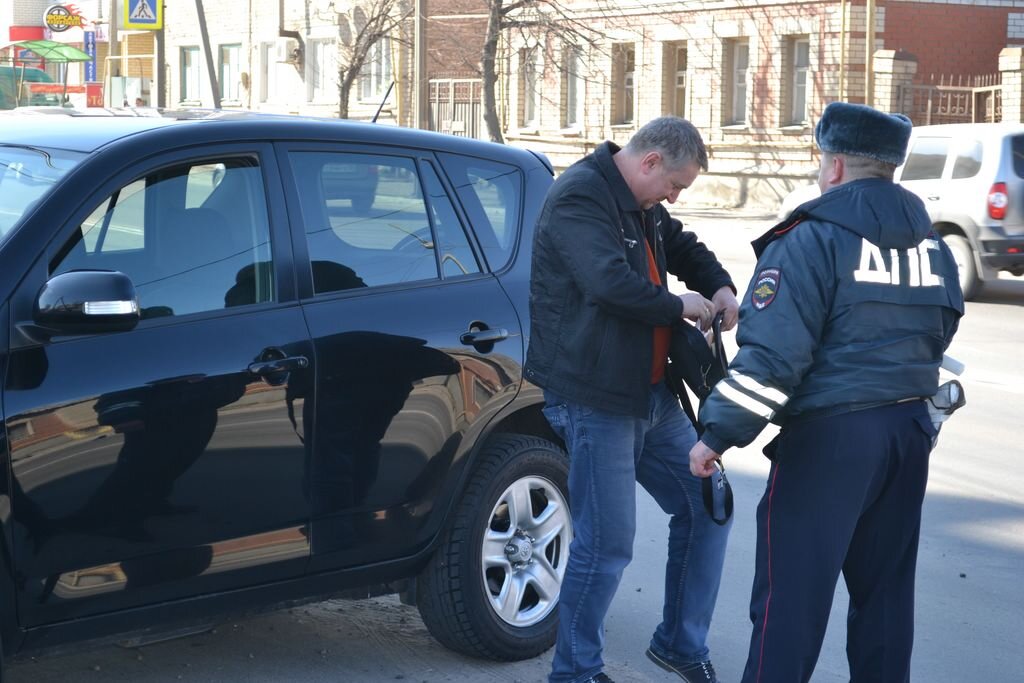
751, 267, 781, 310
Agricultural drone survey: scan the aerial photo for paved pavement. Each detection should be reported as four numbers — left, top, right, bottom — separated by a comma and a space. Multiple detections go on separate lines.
8, 212, 1023, 682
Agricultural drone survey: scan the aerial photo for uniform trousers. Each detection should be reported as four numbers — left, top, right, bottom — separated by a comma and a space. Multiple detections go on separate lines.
741, 401, 936, 683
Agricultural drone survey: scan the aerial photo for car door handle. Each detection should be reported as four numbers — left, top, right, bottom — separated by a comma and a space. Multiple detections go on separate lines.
248, 355, 309, 376
460, 328, 509, 346
927, 195, 940, 201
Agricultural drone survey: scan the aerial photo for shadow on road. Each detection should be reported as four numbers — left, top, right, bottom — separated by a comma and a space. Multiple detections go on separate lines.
976, 277, 1024, 304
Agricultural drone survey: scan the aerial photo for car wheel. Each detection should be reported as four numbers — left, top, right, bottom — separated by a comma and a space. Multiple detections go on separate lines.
417, 434, 571, 660
943, 234, 980, 300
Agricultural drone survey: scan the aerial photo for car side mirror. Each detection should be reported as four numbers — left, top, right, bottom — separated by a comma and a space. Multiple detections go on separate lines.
33, 270, 140, 335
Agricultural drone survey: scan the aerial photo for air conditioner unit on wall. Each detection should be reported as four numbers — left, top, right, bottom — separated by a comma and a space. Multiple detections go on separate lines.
276, 39, 300, 65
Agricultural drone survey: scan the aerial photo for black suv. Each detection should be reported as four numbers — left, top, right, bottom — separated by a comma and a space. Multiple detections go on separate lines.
0, 109, 568, 675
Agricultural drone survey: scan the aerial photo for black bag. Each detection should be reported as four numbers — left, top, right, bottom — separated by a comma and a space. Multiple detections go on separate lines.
667, 310, 728, 404
666, 311, 734, 525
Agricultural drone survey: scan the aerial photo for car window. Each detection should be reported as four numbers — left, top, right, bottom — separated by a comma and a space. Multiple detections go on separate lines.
51, 156, 273, 319
0, 145, 84, 240
950, 139, 983, 179
288, 151, 442, 294
438, 153, 523, 271
900, 137, 950, 181
1012, 135, 1024, 178
419, 161, 481, 279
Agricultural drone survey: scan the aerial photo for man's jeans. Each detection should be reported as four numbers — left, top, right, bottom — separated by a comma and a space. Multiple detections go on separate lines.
543, 382, 732, 683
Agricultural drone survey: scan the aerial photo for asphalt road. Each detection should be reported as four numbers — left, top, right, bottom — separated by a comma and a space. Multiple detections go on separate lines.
8, 210, 1023, 682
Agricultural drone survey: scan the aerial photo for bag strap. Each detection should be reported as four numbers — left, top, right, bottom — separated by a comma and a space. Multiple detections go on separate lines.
711, 310, 728, 378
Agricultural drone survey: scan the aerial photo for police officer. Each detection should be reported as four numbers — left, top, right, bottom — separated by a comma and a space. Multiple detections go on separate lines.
689, 102, 964, 683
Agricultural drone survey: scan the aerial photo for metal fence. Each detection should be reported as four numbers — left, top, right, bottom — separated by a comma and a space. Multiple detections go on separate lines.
899, 74, 1002, 125
428, 79, 484, 139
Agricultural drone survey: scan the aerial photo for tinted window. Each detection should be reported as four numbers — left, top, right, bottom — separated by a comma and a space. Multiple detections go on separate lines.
1012, 135, 1024, 178
439, 153, 522, 270
951, 139, 983, 179
420, 161, 481, 278
289, 152, 440, 294
52, 157, 273, 318
900, 137, 949, 181
0, 145, 84, 239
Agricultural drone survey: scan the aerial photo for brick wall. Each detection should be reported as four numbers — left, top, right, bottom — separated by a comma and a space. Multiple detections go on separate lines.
884, 2, 1020, 80
10, 0, 49, 28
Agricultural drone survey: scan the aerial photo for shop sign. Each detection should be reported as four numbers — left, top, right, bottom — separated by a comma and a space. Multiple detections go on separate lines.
43, 5, 86, 33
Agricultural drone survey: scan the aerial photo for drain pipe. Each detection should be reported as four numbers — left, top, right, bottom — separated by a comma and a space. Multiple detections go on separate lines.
279, 0, 304, 69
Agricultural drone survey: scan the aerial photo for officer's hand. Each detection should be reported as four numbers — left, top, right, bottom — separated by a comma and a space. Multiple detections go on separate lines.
680, 292, 715, 329
689, 440, 721, 478
711, 286, 740, 331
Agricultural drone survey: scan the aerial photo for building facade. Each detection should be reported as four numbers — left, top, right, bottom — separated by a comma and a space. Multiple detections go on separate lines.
500, 0, 1024, 207
162, 0, 413, 124
2, 0, 156, 107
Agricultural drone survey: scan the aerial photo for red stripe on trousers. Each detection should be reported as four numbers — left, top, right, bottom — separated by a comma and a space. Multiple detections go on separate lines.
756, 462, 782, 683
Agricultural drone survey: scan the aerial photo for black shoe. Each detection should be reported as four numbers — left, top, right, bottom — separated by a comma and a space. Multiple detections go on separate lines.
583, 674, 614, 683
646, 647, 718, 683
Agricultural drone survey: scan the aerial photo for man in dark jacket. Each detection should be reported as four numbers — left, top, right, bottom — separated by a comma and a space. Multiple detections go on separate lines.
526, 117, 739, 683
690, 102, 964, 683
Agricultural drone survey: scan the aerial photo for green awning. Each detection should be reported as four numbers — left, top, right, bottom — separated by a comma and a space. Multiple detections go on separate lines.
1, 40, 91, 63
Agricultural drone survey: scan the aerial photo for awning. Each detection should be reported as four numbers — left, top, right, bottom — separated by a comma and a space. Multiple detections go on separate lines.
0, 39, 91, 63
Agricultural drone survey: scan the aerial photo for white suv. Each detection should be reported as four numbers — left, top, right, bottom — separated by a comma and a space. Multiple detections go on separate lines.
778, 122, 1024, 299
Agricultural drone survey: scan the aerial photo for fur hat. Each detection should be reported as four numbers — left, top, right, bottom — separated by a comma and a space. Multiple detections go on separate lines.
815, 102, 912, 166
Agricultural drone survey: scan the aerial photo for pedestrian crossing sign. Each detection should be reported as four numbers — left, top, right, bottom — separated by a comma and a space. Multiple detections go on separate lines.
124, 0, 162, 30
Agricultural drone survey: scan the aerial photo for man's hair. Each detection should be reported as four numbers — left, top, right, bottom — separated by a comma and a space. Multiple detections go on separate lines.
625, 116, 709, 172
824, 151, 897, 181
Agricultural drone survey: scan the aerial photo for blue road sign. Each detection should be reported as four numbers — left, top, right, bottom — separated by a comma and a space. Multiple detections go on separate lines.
84, 31, 96, 81
124, 0, 162, 30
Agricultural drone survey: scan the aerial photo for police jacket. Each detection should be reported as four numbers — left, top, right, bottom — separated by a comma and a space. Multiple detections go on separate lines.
698, 177, 964, 455
524, 142, 735, 418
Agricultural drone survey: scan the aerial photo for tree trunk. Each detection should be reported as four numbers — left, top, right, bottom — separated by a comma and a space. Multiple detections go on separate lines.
338, 68, 351, 119
338, 57, 364, 119
481, 0, 504, 144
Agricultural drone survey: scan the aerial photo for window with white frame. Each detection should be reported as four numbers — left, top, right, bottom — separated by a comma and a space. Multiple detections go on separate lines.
519, 47, 539, 128
360, 37, 392, 101
787, 37, 810, 125
662, 42, 687, 117
219, 44, 241, 102
612, 43, 635, 125
259, 42, 277, 103
726, 40, 749, 125
307, 38, 337, 102
561, 44, 583, 129
180, 46, 201, 103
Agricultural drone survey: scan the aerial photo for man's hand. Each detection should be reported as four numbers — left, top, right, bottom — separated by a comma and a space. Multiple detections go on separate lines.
711, 286, 740, 331
680, 292, 715, 329
689, 440, 721, 478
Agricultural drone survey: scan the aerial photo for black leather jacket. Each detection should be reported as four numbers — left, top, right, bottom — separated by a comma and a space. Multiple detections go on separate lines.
524, 142, 735, 418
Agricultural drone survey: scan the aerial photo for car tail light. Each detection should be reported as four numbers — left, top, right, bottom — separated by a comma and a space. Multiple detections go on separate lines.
988, 182, 1008, 219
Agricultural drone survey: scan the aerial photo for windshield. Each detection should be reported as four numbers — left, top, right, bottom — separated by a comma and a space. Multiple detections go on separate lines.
0, 144, 85, 239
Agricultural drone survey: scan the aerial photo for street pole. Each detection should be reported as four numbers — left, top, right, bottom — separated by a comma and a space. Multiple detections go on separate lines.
839, 0, 846, 101
865, 0, 875, 106
108, 0, 119, 106
194, 0, 222, 108
156, 2, 165, 107
413, 0, 427, 129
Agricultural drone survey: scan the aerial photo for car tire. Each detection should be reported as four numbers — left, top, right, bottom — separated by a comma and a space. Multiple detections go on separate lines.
943, 234, 980, 300
417, 434, 571, 661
